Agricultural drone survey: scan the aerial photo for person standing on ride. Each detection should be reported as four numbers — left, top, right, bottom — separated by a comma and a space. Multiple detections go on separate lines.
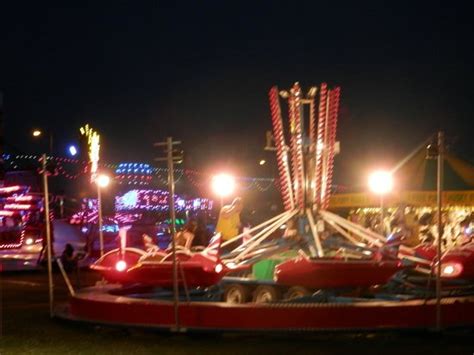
216, 197, 243, 244
174, 220, 197, 249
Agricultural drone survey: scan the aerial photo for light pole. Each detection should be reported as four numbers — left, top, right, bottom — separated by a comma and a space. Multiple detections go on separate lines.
435, 131, 444, 332
211, 173, 236, 208
41, 153, 54, 318
95, 174, 110, 257
154, 136, 183, 331
368, 170, 394, 236
32, 129, 53, 156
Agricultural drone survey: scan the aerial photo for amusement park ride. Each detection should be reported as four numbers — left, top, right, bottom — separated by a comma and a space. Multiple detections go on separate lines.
0, 185, 45, 270
61, 82, 474, 332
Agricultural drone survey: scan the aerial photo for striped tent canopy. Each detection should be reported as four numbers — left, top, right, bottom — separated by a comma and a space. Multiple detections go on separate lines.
395, 149, 474, 191
329, 151, 474, 208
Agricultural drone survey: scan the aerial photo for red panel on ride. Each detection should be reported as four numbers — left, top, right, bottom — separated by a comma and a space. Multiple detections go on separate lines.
274, 256, 403, 289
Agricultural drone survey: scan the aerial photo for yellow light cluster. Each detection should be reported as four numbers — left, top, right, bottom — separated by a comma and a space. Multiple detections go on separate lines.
80, 124, 101, 182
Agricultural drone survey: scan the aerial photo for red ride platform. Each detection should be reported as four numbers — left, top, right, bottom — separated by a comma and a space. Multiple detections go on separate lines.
274, 256, 403, 289
60, 285, 474, 332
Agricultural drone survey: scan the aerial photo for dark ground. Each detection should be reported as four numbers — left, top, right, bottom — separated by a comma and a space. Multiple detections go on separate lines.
0, 269, 473, 355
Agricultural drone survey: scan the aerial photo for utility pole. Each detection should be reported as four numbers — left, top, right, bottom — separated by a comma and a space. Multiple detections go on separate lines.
154, 137, 183, 331
41, 154, 54, 318
436, 131, 444, 331
97, 183, 104, 257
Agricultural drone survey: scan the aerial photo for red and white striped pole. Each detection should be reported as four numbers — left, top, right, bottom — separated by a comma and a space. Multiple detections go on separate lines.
269, 86, 295, 211
322, 87, 341, 209
315, 83, 328, 208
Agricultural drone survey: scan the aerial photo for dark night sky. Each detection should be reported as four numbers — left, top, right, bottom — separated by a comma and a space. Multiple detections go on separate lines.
1, 1, 473, 187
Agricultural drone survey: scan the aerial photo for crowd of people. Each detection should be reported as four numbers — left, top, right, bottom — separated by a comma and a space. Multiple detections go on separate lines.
144, 196, 474, 257
348, 206, 473, 249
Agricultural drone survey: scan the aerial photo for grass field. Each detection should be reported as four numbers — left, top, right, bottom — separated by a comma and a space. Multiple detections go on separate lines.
1, 270, 473, 354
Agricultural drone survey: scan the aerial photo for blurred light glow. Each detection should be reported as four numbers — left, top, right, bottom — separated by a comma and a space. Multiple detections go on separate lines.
32, 130, 42, 137
259, 159, 266, 166
96, 174, 110, 188
368, 170, 393, 195
443, 265, 454, 275
115, 260, 127, 272
211, 173, 236, 197
25, 238, 34, 245
441, 263, 463, 278
68, 145, 78, 156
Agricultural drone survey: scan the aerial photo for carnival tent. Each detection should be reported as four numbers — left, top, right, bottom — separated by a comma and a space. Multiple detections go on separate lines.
329, 150, 474, 208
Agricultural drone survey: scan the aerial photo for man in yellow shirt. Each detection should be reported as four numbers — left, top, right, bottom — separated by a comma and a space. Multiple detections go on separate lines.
216, 197, 243, 244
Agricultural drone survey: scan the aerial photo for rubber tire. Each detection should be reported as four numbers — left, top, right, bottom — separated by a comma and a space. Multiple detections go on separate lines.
223, 284, 251, 304
284, 286, 311, 300
252, 285, 281, 304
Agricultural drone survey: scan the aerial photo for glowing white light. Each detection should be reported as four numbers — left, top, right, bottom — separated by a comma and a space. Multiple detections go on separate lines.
96, 174, 110, 188
25, 238, 34, 245
368, 170, 394, 195
259, 159, 266, 166
115, 260, 127, 272
90, 133, 100, 177
316, 140, 325, 154
32, 130, 42, 137
443, 265, 455, 275
68, 145, 78, 156
211, 174, 235, 198
214, 263, 223, 273
441, 263, 463, 278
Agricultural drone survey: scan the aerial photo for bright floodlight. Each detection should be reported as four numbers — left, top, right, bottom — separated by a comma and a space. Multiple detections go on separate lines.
96, 174, 111, 188
368, 170, 393, 195
212, 173, 235, 197
68, 145, 78, 156
32, 129, 42, 137
115, 260, 127, 272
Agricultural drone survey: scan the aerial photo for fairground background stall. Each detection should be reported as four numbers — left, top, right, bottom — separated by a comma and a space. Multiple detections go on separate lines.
329, 150, 474, 247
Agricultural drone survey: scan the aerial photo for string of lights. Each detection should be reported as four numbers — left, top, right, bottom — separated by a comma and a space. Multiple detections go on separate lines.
2, 153, 278, 192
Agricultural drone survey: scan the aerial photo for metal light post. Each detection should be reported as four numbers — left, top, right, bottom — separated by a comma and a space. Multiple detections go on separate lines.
41, 154, 54, 318
95, 174, 110, 257
368, 170, 394, 236
154, 137, 183, 331
436, 131, 444, 331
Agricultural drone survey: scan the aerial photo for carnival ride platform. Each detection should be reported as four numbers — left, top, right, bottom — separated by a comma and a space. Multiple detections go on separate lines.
55, 82, 474, 332
57, 284, 474, 332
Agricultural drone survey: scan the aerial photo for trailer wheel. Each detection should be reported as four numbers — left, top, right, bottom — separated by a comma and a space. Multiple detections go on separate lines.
252, 285, 281, 303
284, 286, 311, 300
223, 284, 250, 304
